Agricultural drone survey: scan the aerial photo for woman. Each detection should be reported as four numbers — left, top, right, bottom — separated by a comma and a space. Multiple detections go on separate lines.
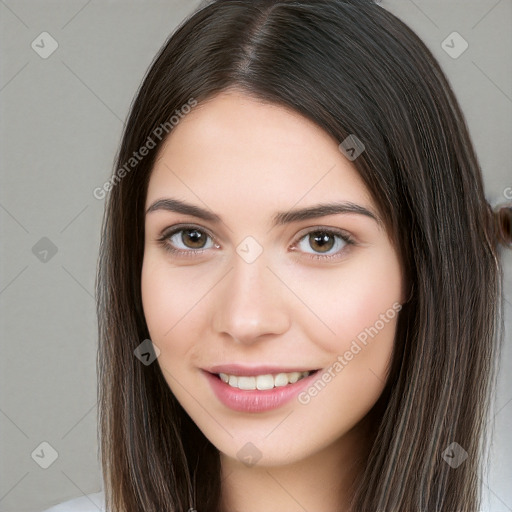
44, 0, 511, 510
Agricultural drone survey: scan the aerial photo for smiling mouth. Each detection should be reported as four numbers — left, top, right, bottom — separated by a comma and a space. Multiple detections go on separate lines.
214, 370, 320, 391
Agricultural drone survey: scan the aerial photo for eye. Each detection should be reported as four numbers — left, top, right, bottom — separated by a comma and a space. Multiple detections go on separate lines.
157, 224, 355, 260
292, 228, 354, 260
157, 225, 219, 256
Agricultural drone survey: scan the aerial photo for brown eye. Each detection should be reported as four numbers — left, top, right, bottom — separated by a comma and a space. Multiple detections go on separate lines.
181, 228, 208, 249
295, 229, 352, 259
159, 226, 217, 255
308, 232, 336, 253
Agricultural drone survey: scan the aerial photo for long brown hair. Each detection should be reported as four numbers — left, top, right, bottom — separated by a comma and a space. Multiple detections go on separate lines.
96, 1, 509, 510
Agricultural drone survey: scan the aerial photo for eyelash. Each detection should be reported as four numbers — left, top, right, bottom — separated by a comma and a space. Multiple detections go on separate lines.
156, 224, 355, 261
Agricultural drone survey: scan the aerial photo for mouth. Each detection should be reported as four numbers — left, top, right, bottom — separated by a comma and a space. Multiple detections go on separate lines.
202, 366, 322, 413
213, 370, 319, 391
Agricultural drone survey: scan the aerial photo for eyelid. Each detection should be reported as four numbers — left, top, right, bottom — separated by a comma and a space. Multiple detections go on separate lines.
159, 223, 219, 244
291, 225, 354, 245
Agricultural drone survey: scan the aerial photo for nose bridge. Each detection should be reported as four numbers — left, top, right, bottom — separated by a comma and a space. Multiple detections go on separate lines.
213, 248, 290, 344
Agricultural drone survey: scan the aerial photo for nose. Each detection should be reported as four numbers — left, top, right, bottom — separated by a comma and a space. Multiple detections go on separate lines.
212, 254, 290, 345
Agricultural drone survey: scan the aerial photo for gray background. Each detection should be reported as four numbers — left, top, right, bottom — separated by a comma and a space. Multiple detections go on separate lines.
0, 1, 510, 511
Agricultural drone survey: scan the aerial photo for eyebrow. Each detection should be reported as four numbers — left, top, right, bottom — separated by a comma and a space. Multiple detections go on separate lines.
145, 198, 381, 227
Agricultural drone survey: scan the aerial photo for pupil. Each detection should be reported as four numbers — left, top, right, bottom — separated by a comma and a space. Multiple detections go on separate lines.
310, 232, 334, 253
183, 229, 206, 248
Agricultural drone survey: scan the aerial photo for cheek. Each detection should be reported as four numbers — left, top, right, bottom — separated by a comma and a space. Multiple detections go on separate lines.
141, 260, 173, 341
141, 258, 200, 357
141, 262, 193, 400
285, 247, 403, 358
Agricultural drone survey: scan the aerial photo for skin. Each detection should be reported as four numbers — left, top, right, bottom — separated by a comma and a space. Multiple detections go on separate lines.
141, 90, 405, 512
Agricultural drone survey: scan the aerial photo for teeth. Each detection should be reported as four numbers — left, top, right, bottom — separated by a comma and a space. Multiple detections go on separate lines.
218, 371, 312, 390
256, 374, 274, 390
274, 373, 289, 387
238, 376, 256, 390
288, 372, 300, 383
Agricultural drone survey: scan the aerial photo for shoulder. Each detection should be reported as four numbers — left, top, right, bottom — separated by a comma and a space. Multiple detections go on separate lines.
42, 491, 105, 512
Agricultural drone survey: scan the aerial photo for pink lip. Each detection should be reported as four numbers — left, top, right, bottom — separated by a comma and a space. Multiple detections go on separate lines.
202, 368, 320, 413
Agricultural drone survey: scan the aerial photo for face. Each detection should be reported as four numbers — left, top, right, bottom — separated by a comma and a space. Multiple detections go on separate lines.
141, 90, 405, 468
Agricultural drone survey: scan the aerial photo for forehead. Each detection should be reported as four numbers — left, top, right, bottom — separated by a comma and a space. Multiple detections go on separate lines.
146, 90, 374, 216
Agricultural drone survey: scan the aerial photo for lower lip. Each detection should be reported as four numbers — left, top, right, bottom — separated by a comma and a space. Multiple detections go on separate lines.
203, 370, 319, 413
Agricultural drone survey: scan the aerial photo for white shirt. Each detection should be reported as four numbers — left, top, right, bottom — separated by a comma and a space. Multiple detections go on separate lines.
42, 491, 105, 511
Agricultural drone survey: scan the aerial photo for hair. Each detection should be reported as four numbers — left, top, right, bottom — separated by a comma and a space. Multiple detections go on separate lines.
96, 1, 511, 510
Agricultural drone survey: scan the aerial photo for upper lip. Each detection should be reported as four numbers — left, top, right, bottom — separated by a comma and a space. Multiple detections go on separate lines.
204, 364, 320, 376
